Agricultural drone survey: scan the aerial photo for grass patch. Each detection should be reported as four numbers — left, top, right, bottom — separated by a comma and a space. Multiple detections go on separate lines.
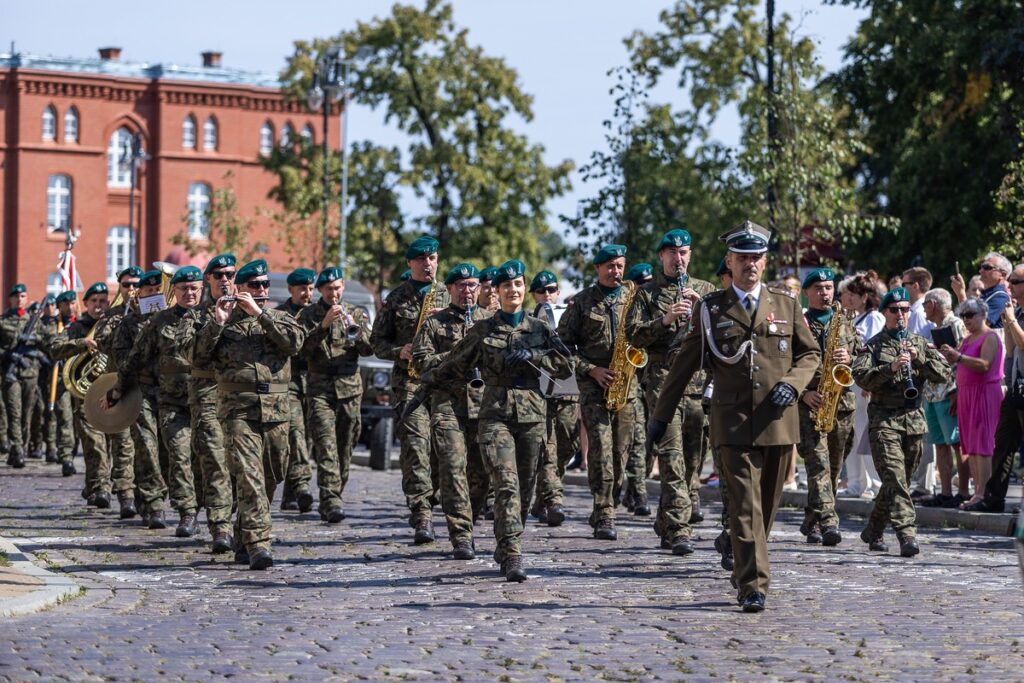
0, 551, 10, 567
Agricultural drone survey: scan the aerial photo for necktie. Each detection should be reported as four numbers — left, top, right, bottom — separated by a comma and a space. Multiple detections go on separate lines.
744, 295, 755, 316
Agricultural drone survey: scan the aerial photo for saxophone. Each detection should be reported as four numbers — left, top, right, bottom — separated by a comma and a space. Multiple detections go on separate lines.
813, 302, 855, 433
407, 280, 437, 381
605, 280, 648, 411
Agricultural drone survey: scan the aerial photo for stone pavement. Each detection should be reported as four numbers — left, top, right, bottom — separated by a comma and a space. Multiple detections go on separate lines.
0, 455, 1021, 682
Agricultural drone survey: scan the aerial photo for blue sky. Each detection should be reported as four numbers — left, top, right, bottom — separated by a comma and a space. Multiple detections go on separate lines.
3, 1, 866, 242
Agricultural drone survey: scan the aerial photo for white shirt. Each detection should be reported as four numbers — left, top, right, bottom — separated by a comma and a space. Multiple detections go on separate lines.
854, 309, 885, 342
732, 283, 763, 313
907, 298, 934, 341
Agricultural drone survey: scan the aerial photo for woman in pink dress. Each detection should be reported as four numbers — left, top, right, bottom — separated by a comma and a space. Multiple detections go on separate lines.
938, 297, 1004, 508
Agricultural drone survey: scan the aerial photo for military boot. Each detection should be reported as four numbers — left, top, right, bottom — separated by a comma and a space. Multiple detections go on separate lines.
61, 460, 76, 477
501, 555, 528, 583
633, 486, 651, 516
233, 546, 250, 565
689, 499, 705, 524
175, 512, 198, 538
248, 548, 274, 570
295, 489, 314, 513
93, 491, 111, 509
117, 494, 138, 520
413, 518, 435, 545
319, 505, 344, 524
593, 517, 617, 541
146, 510, 167, 530
714, 532, 734, 570
45, 449, 58, 464
860, 527, 888, 552
8, 449, 25, 469
279, 483, 298, 511
821, 526, 842, 546
452, 540, 476, 560
545, 504, 566, 527
897, 534, 920, 558
211, 532, 234, 554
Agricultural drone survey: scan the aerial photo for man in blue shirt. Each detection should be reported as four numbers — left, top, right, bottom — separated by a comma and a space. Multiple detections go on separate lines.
952, 252, 1011, 328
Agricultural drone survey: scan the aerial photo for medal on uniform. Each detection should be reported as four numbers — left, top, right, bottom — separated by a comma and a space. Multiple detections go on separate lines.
711, 304, 720, 314
778, 338, 788, 352
767, 312, 778, 334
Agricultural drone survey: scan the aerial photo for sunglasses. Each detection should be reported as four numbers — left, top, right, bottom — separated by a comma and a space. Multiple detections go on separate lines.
211, 271, 236, 280
539, 286, 558, 294
1009, 278, 1024, 285
887, 306, 911, 314
960, 312, 977, 320
120, 282, 139, 289
245, 280, 270, 290
979, 263, 998, 272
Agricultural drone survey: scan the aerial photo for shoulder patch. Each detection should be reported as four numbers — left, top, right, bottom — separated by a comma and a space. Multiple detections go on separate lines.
766, 285, 795, 298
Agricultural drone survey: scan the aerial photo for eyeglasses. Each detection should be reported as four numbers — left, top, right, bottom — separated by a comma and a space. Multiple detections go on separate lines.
211, 271, 236, 280
540, 286, 558, 294
960, 312, 977, 320
245, 280, 270, 290
887, 306, 911, 315
453, 282, 479, 290
1009, 278, 1024, 285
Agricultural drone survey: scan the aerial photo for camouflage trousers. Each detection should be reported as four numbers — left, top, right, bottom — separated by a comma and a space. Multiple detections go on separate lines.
432, 408, 488, 546
797, 406, 855, 530
105, 427, 134, 497
305, 392, 360, 512
26, 380, 44, 454
396, 388, 436, 526
479, 418, 545, 562
2, 378, 33, 454
72, 398, 109, 497
282, 389, 312, 503
45, 386, 75, 462
651, 394, 707, 541
866, 428, 922, 538
224, 416, 288, 553
533, 397, 580, 508
132, 387, 167, 513
625, 398, 649, 493
580, 394, 635, 523
191, 384, 233, 535
160, 401, 201, 514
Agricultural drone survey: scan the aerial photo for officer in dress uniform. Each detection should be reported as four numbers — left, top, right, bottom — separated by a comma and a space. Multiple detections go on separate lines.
650, 221, 820, 612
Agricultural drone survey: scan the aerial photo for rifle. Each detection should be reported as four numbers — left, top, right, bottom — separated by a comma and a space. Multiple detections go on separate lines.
3, 308, 45, 383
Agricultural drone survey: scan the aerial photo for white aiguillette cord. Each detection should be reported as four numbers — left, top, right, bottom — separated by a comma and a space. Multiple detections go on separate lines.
701, 302, 755, 378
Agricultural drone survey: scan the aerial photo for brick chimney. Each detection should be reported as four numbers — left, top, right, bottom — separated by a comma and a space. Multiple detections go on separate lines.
201, 51, 222, 68
98, 47, 122, 61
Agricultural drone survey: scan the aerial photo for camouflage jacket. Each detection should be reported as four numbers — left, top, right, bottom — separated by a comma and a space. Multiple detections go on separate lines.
0, 308, 41, 380
50, 313, 101, 361
275, 299, 312, 396
427, 311, 572, 423
94, 303, 128, 356
298, 300, 373, 401
412, 304, 490, 419
111, 307, 158, 386
800, 308, 860, 414
370, 280, 450, 395
121, 305, 196, 406
193, 306, 305, 421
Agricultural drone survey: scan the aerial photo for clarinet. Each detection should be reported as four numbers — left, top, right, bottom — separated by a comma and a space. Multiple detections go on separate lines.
464, 301, 484, 389
896, 319, 919, 400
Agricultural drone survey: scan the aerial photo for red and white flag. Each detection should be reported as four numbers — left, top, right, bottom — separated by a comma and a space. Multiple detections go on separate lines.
56, 249, 80, 292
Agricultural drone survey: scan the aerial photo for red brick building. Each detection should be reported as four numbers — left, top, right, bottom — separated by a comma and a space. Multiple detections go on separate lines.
0, 47, 336, 297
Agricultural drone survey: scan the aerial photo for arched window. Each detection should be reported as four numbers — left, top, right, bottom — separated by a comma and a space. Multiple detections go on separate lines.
63, 107, 79, 143
106, 226, 136, 281
280, 122, 294, 148
47, 175, 72, 233
300, 124, 314, 145
42, 106, 56, 141
182, 115, 196, 149
259, 122, 274, 156
107, 127, 133, 187
203, 117, 218, 151
187, 182, 211, 239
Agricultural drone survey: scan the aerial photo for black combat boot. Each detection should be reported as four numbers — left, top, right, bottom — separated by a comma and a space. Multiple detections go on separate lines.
821, 526, 842, 546
8, 449, 25, 469
670, 535, 695, 556
501, 555, 528, 583
897, 534, 920, 558
296, 489, 314, 514
452, 540, 476, 560
633, 486, 651, 516
545, 504, 566, 527
175, 512, 198, 538
146, 510, 167, 530
211, 532, 234, 554
62, 460, 76, 477
860, 527, 888, 552
93, 491, 111, 509
714, 532, 734, 570
248, 548, 273, 570
413, 519, 435, 545
593, 517, 617, 541
800, 518, 823, 544
689, 499, 705, 524
319, 506, 344, 524
118, 494, 138, 520
45, 449, 58, 464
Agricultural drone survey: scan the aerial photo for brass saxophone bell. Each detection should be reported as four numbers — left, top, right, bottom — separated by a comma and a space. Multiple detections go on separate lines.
625, 345, 648, 368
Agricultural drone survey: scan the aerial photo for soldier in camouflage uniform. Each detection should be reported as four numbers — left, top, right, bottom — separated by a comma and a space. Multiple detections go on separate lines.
851, 287, 949, 558
22, 301, 46, 461
627, 229, 715, 556
276, 268, 315, 513
411, 263, 490, 558
370, 236, 450, 544
34, 295, 61, 464
297, 266, 373, 522
423, 260, 573, 581
186, 254, 237, 548
1, 284, 36, 468
50, 291, 78, 476
478, 266, 500, 314
527, 270, 579, 527
557, 244, 639, 541
50, 283, 111, 506
194, 259, 305, 570
795, 268, 858, 547
621, 262, 654, 516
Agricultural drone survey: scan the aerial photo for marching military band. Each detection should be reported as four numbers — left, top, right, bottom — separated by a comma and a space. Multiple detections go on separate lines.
0, 220, 953, 613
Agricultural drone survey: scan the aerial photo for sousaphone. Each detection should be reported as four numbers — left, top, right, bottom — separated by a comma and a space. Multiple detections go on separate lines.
84, 373, 142, 434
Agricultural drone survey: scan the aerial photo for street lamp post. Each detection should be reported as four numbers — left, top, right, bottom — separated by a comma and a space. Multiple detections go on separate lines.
119, 132, 149, 262
306, 47, 343, 270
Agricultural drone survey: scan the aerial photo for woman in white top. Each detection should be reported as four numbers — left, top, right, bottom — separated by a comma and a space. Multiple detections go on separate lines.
839, 271, 886, 498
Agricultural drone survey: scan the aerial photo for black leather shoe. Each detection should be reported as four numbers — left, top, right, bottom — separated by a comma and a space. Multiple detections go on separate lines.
689, 501, 705, 524
413, 519, 435, 545
118, 495, 138, 520
452, 541, 476, 560
147, 510, 167, 530
898, 535, 920, 558
234, 547, 250, 565
211, 533, 234, 554
62, 461, 76, 477
9, 450, 25, 469
593, 518, 617, 541
806, 528, 823, 544
545, 504, 566, 527
670, 536, 695, 556
280, 498, 299, 511
296, 490, 314, 513
93, 492, 111, 509
633, 489, 651, 517
45, 450, 58, 464
501, 555, 528, 583
860, 527, 888, 552
821, 526, 842, 547
714, 532, 734, 571
320, 507, 345, 524
175, 512, 198, 538
800, 519, 822, 544
741, 592, 766, 613
249, 548, 274, 570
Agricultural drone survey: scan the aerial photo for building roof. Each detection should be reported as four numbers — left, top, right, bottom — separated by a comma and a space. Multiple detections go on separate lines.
0, 51, 280, 89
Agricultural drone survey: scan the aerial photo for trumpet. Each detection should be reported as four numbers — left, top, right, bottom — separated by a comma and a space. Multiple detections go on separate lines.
343, 310, 361, 341
895, 320, 919, 400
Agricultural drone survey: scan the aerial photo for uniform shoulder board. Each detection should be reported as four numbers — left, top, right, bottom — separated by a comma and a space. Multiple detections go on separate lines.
702, 290, 726, 302
766, 285, 795, 298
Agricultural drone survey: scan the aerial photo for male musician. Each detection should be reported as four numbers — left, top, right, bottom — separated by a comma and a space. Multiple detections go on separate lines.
796, 268, 858, 546
528, 270, 579, 526
650, 221, 819, 612
298, 266, 373, 523
1, 284, 36, 468
52, 291, 78, 475
276, 268, 316, 513
51, 283, 112, 507
35, 295, 61, 464
627, 229, 715, 555
557, 244, 639, 541
194, 259, 305, 570
622, 263, 654, 516
851, 287, 949, 558
370, 236, 450, 544
478, 266, 499, 313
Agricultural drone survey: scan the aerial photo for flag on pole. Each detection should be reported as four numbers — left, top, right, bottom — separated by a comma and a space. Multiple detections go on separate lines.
57, 248, 79, 293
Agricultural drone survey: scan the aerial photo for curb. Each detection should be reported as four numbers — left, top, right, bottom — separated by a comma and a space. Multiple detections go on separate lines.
0, 537, 80, 617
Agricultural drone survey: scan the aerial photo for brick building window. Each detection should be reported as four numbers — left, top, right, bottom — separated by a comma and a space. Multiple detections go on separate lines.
46, 272, 63, 297
187, 183, 211, 239
301, 124, 314, 145
260, 122, 274, 155
106, 226, 136, 281
280, 122, 294, 148
42, 106, 56, 141
107, 127, 133, 187
203, 117, 218, 151
182, 115, 196, 150
64, 108, 79, 143
47, 175, 72, 233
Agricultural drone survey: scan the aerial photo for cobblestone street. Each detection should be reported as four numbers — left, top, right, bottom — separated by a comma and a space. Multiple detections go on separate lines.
0, 456, 1021, 681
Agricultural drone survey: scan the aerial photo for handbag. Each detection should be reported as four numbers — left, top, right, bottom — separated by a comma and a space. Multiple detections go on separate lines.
1008, 349, 1024, 409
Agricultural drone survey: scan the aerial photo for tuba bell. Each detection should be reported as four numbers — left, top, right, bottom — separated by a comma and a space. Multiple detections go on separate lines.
62, 322, 107, 401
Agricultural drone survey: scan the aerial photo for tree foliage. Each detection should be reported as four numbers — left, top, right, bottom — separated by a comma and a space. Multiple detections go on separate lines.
169, 171, 264, 262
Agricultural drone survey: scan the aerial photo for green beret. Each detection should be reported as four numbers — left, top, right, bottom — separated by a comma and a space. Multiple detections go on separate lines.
444, 263, 480, 285
479, 266, 497, 283
117, 266, 143, 281
593, 244, 627, 265
235, 259, 269, 285
719, 220, 770, 254
405, 236, 439, 260
139, 270, 162, 287
287, 268, 316, 286
880, 287, 910, 309
204, 253, 236, 275
27, 302, 39, 314
84, 282, 108, 300
529, 270, 558, 292
657, 229, 692, 251
625, 263, 654, 283
801, 268, 835, 290
8, 284, 25, 296
715, 258, 730, 277
316, 266, 344, 289
399, 269, 412, 282
492, 259, 526, 286
55, 291, 76, 305
170, 266, 203, 285
41, 294, 56, 306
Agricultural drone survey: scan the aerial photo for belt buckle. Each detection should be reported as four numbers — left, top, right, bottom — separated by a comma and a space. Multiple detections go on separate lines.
256, 382, 270, 394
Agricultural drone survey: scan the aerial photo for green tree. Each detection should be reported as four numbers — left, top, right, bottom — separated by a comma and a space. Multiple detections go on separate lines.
170, 171, 264, 262
992, 122, 1024, 259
